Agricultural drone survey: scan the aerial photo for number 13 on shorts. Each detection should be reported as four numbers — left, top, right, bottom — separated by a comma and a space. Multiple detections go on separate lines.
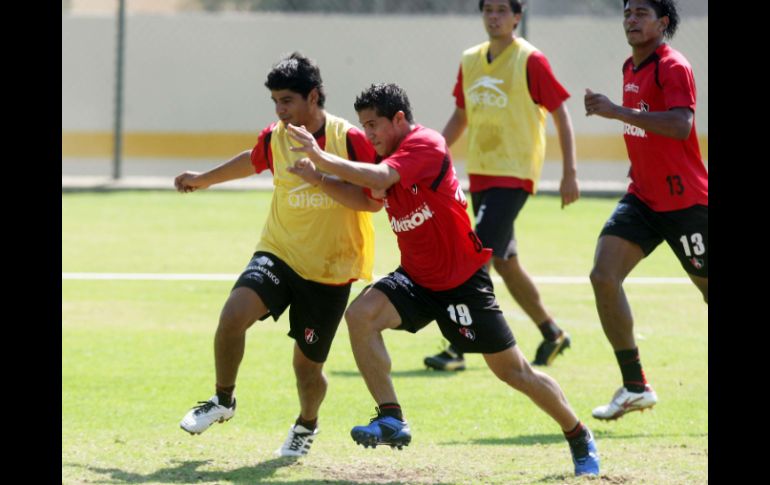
679, 232, 705, 257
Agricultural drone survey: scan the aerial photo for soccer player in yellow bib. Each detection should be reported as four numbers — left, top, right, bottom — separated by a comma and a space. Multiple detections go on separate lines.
424, 0, 579, 371
174, 52, 381, 456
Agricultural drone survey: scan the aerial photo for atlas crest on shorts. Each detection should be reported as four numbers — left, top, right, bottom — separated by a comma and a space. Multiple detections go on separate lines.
305, 328, 319, 344
459, 327, 476, 341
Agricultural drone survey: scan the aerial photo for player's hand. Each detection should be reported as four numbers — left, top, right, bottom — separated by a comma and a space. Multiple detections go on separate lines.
287, 158, 323, 186
287, 124, 321, 158
559, 174, 580, 208
584, 88, 616, 118
370, 188, 387, 199
174, 171, 209, 193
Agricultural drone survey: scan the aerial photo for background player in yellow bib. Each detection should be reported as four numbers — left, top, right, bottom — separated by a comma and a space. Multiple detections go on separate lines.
424, 0, 579, 371
174, 52, 380, 456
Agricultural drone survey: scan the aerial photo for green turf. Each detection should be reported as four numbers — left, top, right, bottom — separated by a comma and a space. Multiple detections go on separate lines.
62, 191, 707, 484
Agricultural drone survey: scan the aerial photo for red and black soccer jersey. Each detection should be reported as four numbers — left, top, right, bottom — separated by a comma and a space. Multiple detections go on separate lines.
622, 43, 707, 211
251, 122, 376, 173
381, 125, 492, 291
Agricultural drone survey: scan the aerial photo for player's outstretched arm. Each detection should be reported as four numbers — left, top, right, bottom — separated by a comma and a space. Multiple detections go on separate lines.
551, 103, 579, 209
173, 150, 254, 193
584, 88, 693, 140
441, 107, 467, 147
288, 158, 383, 212
287, 124, 400, 191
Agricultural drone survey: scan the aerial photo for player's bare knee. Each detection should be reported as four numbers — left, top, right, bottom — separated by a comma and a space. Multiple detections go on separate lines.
345, 298, 382, 331
218, 305, 251, 336
294, 361, 325, 387
589, 266, 619, 293
494, 364, 534, 392
492, 256, 517, 277
344, 301, 376, 334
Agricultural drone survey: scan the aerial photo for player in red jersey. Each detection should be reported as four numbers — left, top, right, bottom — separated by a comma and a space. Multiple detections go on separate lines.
287, 83, 599, 476
584, 0, 707, 420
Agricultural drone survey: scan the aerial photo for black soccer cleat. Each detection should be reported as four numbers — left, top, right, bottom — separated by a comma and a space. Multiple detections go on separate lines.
424, 346, 465, 371
531, 332, 571, 366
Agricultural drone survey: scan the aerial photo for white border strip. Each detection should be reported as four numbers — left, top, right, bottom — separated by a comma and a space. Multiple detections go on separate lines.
61, 273, 690, 285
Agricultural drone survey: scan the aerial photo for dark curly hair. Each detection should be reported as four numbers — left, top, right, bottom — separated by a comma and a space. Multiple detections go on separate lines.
624, 0, 679, 39
264, 52, 326, 108
478, 0, 524, 14
354, 83, 414, 123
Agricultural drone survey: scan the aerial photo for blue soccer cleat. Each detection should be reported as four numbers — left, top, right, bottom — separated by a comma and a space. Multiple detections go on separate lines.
351, 411, 411, 450
569, 427, 600, 476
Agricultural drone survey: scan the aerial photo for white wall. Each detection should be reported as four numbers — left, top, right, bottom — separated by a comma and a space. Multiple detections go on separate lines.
62, 12, 707, 138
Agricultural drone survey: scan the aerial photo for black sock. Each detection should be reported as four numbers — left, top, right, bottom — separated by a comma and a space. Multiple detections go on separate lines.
215, 385, 235, 407
378, 402, 404, 421
563, 421, 588, 442
615, 348, 647, 393
296, 415, 317, 431
537, 319, 562, 342
447, 344, 464, 359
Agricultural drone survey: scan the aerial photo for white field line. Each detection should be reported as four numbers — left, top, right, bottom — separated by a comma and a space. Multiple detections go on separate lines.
61, 272, 691, 285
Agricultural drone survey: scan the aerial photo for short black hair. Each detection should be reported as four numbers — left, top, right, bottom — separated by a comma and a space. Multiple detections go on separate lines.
264, 52, 326, 108
478, 0, 524, 14
624, 0, 679, 39
354, 83, 414, 123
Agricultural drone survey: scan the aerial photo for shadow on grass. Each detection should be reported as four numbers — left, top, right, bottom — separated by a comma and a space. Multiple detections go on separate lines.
441, 429, 708, 446
593, 429, 708, 440
64, 457, 425, 485
330, 369, 463, 378
442, 433, 567, 446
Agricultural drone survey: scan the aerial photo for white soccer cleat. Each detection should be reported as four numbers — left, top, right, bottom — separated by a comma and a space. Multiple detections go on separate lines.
274, 424, 319, 456
592, 385, 658, 420
180, 395, 236, 435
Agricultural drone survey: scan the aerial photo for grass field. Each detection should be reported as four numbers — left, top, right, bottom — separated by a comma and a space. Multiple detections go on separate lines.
62, 191, 707, 484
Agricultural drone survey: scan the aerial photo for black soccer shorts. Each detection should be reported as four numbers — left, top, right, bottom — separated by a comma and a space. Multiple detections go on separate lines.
600, 194, 708, 278
233, 251, 351, 363
370, 266, 516, 354
471, 188, 530, 259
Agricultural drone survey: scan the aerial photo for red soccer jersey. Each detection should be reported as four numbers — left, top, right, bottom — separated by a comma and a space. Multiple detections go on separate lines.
251, 122, 376, 173
622, 43, 708, 211
452, 50, 570, 193
381, 125, 492, 291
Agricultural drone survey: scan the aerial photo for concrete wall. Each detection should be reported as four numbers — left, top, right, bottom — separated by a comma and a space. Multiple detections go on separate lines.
62, 12, 707, 163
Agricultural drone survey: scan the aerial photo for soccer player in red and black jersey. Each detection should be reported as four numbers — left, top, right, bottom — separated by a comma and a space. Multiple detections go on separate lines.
287, 83, 600, 476
584, 0, 707, 421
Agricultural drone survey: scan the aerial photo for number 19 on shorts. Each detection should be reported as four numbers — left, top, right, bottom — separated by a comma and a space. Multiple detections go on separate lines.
447, 304, 473, 326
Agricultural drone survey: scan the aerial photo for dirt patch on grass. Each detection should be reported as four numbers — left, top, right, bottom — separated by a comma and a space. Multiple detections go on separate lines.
309, 461, 460, 484
599, 474, 634, 483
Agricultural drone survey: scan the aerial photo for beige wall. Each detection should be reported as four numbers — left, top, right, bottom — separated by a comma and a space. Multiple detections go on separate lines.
62, 12, 707, 160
